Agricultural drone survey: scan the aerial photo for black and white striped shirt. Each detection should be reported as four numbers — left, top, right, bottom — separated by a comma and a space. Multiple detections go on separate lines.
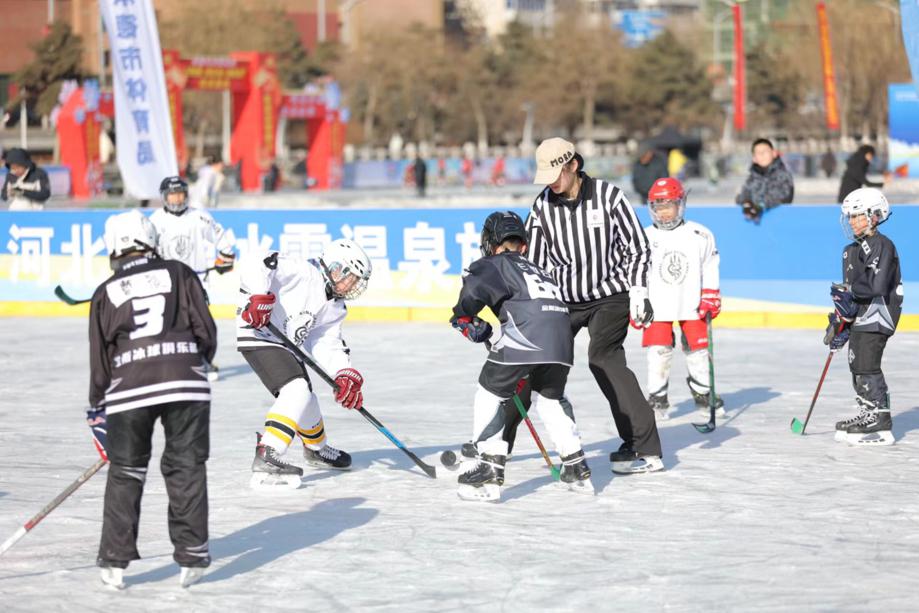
525, 173, 651, 304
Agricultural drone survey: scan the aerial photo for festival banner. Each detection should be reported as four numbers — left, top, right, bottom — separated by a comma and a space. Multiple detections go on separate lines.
732, 3, 746, 133
100, 0, 178, 199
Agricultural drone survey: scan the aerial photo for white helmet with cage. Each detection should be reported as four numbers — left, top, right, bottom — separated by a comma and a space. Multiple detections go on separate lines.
104, 210, 158, 258
841, 187, 890, 239
319, 239, 373, 300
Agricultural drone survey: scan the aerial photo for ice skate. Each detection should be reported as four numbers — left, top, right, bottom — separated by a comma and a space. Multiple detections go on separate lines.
609, 447, 664, 474
845, 401, 895, 446
302, 443, 352, 470
250, 433, 303, 491
100, 567, 125, 590
559, 450, 594, 494
457, 453, 505, 502
834, 397, 872, 442
179, 566, 205, 588
690, 385, 725, 418
648, 393, 670, 421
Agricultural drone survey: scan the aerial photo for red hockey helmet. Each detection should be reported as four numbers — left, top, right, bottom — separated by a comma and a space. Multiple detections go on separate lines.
647, 177, 686, 230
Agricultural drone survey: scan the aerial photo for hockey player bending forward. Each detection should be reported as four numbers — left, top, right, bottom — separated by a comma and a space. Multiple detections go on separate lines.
825, 188, 902, 445
88, 211, 217, 589
643, 178, 724, 420
238, 239, 373, 489
450, 211, 592, 502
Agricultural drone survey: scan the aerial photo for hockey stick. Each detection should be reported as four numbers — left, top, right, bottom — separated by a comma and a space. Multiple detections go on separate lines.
510, 392, 561, 481
54, 267, 219, 306
790, 349, 837, 435
0, 457, 107, 556
265, 322, 437, 479
692, 313, 717, 434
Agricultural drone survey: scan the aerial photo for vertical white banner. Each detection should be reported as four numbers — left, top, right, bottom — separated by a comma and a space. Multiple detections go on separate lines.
100, 0, 177, 199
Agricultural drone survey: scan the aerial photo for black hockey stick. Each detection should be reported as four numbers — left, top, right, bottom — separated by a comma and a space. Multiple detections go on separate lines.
790, 349, 837, 435
692, 313, 717, 434
0, 457, 107, 556
54, 267, 220, 307
54, 285, 90, 305
265, 322, 436, 478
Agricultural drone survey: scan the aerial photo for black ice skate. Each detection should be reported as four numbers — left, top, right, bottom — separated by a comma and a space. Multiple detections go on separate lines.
457, 453, 506, 502
648, 393, 671, 421
559, 450, 594, 494
303, 443, 352, 470
834, 397, 872, 442
689, 381, 725, 418
609, 446, 664, 475
250, 433, 303, 491
844, 399, 894, 446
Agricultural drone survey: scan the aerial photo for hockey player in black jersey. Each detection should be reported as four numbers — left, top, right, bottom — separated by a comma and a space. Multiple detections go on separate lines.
824, 188, 902, 445
87, 210, 217, 588
450, 211, 592, 502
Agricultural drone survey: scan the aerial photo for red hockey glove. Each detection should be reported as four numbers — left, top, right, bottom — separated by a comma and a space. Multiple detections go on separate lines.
452, 316, 493, 343
241, 293, 275, 329
334, 368, 364, 410
697, 289, 722, 319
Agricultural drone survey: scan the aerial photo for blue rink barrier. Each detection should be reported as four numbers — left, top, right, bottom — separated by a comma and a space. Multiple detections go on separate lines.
0, 205, 915, 326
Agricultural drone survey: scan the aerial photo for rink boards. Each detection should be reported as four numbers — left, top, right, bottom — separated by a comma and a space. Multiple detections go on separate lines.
0, 206, 916, 329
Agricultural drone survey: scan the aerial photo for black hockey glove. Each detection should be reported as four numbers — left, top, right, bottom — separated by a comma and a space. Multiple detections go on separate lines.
830, 283, 857, 321
452, 316, 492, 343
823, 312, 850, 351
86, 408, 108, 462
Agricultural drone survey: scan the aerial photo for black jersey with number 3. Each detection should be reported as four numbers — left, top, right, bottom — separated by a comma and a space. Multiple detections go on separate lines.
452, 252, 573, 366
842, 231, 903, 336
89, 256, 218, 414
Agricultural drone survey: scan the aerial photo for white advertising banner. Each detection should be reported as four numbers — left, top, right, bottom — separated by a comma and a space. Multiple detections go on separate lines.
100, 0, 177, 199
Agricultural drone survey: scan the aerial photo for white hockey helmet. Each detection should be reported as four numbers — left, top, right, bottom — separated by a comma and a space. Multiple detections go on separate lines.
319, 239, 373, 300
841, 187, 890, 239
104, 210, 158, 258
160, 175, 189, 215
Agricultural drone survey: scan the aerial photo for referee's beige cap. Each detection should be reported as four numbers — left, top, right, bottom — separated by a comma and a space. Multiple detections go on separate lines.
533, 137, 576, 184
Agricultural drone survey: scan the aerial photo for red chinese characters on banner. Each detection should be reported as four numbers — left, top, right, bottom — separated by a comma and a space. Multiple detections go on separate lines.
816, 2, 841, 131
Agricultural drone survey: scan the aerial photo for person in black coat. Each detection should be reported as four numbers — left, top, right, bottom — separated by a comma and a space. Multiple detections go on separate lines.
413, 154, 427, 197
837, 145, 889, 203
631, 144, 668, 204
2, 147, 51, 210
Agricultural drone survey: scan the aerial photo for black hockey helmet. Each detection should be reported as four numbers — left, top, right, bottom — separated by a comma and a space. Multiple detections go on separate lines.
159, 175, 189, 214
480, 210, 526, 257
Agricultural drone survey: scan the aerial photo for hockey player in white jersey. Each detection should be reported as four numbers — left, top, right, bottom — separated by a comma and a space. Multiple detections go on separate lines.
150, 176, 236, 283
237, 239, 372, 490
642, 178, 724, 420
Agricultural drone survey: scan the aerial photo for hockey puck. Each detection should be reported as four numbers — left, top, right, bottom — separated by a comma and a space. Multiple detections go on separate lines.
440, 450, 458, 468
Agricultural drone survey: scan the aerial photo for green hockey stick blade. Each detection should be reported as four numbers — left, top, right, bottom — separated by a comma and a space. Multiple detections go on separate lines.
790, 417, 805, 434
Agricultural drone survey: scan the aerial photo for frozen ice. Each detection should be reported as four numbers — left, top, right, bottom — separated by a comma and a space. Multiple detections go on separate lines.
1, 318, 918, 611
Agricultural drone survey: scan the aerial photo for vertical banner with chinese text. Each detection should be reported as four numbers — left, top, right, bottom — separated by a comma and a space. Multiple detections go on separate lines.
902, 0, 919, 92
101, 0, 178, 199
732, 3, 746, 133
816, 2, 840, 131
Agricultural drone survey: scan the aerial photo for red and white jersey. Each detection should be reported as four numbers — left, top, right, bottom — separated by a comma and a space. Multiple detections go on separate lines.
236, 251, 352, 376
645, 220, 719, 322
150, 207, 235, 278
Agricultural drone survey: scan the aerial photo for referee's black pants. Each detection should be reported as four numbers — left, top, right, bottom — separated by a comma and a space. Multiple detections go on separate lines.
503, 294, 662, 458
98, 401, 210, 569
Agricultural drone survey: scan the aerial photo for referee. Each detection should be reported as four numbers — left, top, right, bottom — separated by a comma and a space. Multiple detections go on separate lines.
521, 137, 663, 474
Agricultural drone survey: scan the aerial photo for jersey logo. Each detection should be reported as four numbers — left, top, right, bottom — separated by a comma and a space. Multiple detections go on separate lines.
167, 235, 193, 260
657, 250, 689, 285
587, 209, 604, 228
106, 268, 172, 307
491, 312, 542, 352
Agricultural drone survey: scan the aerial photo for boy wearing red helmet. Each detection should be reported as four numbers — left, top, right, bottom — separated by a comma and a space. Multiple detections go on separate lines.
643, 178, 724, 420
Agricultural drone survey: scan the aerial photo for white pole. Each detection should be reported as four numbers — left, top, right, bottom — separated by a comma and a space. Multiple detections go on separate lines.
20, 100, 28, 149
222, 90, 231, 163
48, 0, 54, 22
318, 0, 326, 42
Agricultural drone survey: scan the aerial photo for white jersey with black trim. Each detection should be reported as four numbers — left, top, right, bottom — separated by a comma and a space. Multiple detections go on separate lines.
645, 220, 720, 322
236, 250, 351, 376
150, 207, 236, 277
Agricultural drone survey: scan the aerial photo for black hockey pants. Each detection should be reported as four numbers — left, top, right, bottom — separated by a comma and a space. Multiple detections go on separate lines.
848, 331, 889, 406
98, 401, 210, 569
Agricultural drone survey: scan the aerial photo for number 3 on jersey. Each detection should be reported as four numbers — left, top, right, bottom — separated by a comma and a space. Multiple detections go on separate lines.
129, 294, 166, 339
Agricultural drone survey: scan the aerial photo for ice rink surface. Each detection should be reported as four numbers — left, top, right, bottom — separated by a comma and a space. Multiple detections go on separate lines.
1, 318, 918, 612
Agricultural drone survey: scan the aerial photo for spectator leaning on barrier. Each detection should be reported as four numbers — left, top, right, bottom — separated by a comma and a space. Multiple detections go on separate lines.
837, 145, 890, 203
631, 144, 669, 204
735, 138, 795, 223
2, 148, 51, 211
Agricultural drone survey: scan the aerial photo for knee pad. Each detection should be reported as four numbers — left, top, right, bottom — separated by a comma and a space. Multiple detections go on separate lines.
685, 349, 710, 390
531, 392, 581, 457
854, 373, 887, 405
646, 345, 674, 396
473, 385, 510, 455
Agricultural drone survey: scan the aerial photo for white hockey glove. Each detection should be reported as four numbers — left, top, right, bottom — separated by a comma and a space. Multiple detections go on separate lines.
629, 286, 653, 329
